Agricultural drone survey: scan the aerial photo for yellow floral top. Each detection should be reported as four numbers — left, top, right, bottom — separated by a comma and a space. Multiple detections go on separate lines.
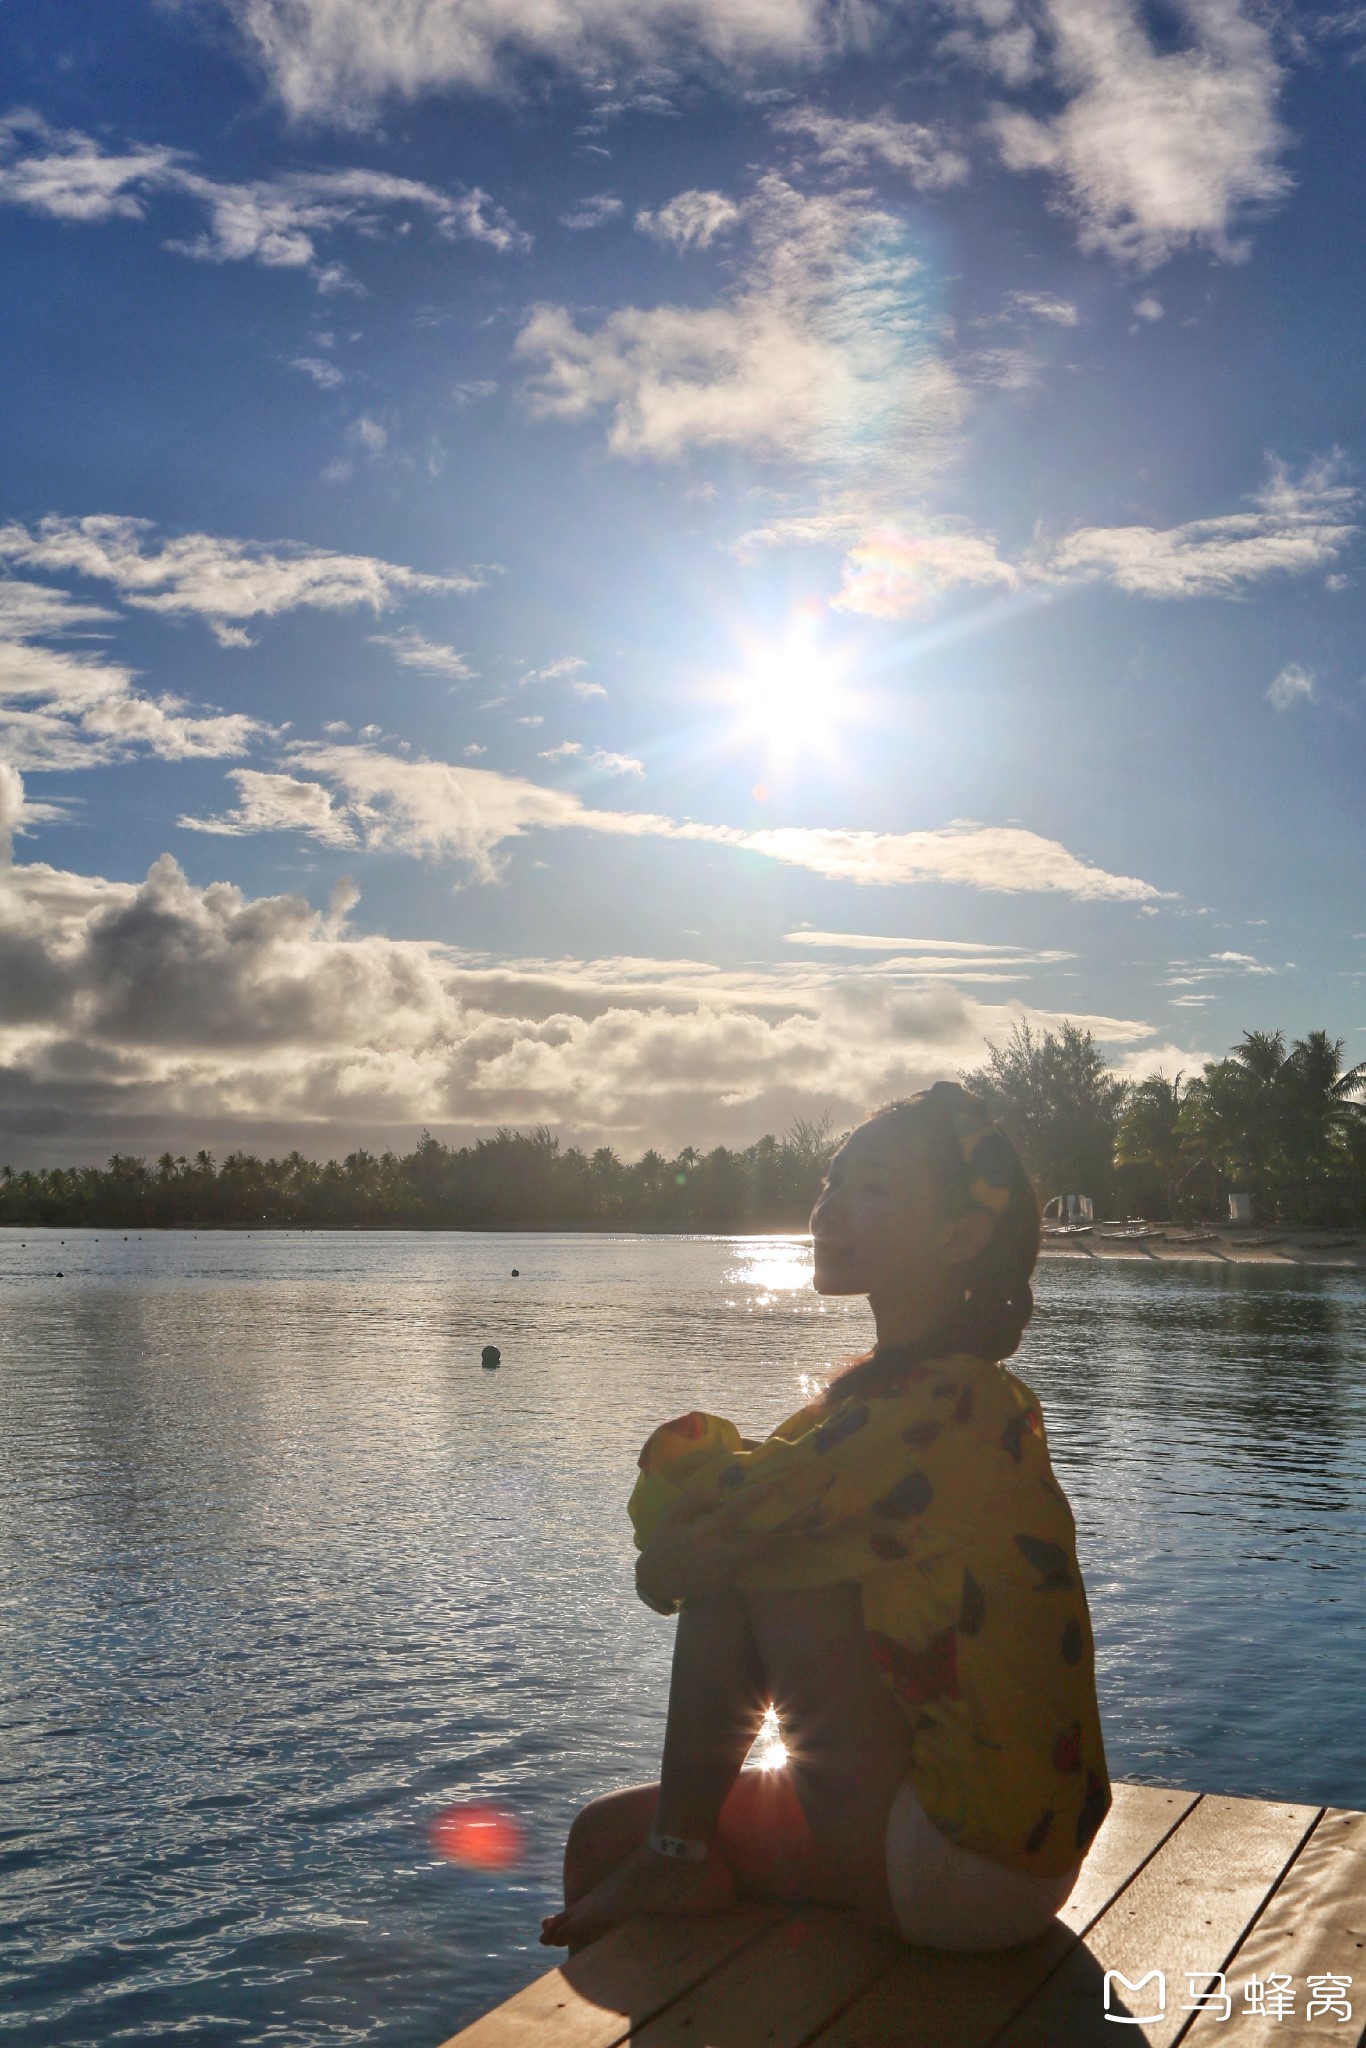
629, 1347, 1111, 1881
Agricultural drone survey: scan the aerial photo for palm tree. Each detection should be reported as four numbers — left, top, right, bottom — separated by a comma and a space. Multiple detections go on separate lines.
1116, 1072, 1187, 1218
1277, 1031, 1366, 1222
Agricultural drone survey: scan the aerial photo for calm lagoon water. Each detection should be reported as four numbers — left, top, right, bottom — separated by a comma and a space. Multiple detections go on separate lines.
2, 1230, 1365, 2045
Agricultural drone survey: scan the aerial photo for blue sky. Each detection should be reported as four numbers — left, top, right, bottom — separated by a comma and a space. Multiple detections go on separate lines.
0, 0, 1362, 1162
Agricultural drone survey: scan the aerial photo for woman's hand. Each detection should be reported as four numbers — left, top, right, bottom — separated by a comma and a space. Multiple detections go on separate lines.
635, 1483, 783, 1611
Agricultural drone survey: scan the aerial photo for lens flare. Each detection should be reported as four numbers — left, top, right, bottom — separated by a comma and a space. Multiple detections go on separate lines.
429, 1802, 526, 1869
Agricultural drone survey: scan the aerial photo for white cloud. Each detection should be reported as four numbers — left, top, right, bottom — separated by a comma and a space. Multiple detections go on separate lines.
587, 748, 645, 777
939, 0, 1040, 87
178, 769, 359, 846
1132, 294, 1164, 322
986, 0, 1291, 269
518, 174, 966, 488
832, 522, 1022, 617
737, 819, 1164, 900
1266, 661, 1315, 711
770, 105, 969, 189
0, 515, 481, 632
0, 110, 528, 278
1164, 949, 1281, 986
211, 0, 851, 125
560, 192, 624, 230
0, 107, 182, 221
538, 741, 583, 761
369, 629, 475, 680
778, 930, 1074, 983
183, 741, 1168, 901
0, 577, 261, 771
635, 187, 743, 249
0, 846, 1158, 1154
291, 355, 346, 387
0, 761, 26, 860
1050, 456, 1359, 597
1001, 290, 1079, 326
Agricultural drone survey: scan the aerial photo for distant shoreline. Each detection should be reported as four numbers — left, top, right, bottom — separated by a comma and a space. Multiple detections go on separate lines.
0, 1221, 1360, 1266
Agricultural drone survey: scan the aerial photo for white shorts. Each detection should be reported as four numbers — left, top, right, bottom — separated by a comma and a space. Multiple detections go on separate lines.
884, 1778, 1082, 1951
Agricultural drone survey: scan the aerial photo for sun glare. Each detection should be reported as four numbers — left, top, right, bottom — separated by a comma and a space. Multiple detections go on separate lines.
732, 617, 849, 761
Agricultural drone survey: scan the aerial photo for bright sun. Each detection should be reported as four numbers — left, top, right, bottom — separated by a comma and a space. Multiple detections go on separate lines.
733, 618, 847, 759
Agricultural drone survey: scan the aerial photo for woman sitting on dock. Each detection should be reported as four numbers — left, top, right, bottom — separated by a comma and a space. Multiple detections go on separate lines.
541, 1083, 1110, 1954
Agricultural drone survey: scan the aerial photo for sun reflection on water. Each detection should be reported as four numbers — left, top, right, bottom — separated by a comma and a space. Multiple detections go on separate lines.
725, 1239, 814, 1297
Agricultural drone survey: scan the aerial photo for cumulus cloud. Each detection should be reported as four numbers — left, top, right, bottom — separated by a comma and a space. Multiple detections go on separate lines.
1049, 456, 1358, 598
985, 0, 1291, 269
210, 0, 853, 124
635, 187, 743, 249
770, 104, 969, 189
1265, 661, 1315, 711
180, 741, 1167, 901
518, 173, 966, 491
0, 109, 527, 278
0, 577, 261, 771
0, 847, 1156, 1154
0, 515, 481, 634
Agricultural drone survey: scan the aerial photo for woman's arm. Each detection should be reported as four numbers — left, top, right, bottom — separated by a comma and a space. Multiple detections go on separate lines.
634, 1485, 785, 1613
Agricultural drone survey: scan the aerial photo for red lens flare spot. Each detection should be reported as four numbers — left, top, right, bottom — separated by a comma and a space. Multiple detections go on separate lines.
429, 1803, 526, 1869
751, 783, 769, 802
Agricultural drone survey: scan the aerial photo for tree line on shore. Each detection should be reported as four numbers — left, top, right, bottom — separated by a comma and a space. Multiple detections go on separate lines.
2, 1025, 1362, 1232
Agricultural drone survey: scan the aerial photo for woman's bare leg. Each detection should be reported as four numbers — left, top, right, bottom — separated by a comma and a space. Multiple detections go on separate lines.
543, 1582, 912, 1945
542, 1590, 773, 1945
560, 1766, 832, 1912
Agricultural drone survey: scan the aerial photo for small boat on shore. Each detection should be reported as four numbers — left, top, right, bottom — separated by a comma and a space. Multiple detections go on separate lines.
1098, 1227, 1166, 1242
1167, 1230, 1219, 1245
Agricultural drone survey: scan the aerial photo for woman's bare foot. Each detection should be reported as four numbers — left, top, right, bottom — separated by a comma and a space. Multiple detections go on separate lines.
539, 1841, 736, 1948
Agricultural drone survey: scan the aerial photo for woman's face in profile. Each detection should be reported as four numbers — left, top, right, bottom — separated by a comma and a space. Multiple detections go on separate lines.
809, 1118, 944, 1301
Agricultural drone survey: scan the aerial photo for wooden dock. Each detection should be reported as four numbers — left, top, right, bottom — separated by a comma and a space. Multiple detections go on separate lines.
443, 1784, 1366, 2047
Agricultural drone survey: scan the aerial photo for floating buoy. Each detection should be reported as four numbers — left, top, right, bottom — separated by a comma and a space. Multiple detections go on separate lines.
481, 1345, 501, 1370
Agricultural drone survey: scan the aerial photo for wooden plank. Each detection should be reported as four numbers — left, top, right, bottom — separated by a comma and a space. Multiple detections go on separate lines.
1181, 1807, 1366, 2047
991, 1794, 1320, 2048
805, 1783, 1200, 2048
629, 1905, 903, 2048
438, 1903, 789, 2048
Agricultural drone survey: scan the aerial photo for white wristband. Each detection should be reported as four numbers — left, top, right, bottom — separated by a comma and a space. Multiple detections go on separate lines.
648, 1829, 709, 1862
